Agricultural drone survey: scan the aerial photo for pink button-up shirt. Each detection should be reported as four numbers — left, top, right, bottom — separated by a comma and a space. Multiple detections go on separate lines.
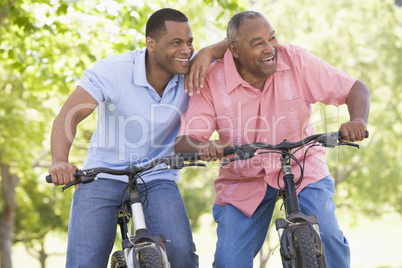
178, 44, 355, 217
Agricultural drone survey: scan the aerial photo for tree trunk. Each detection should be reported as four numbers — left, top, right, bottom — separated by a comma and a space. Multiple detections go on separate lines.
39, 239, 47, 268
0, 1, 16, 27
0, 163, 19, 268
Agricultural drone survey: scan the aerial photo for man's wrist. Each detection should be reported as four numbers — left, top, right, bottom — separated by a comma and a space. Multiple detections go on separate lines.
349, 118, 368, 127
51, 159, 69, 165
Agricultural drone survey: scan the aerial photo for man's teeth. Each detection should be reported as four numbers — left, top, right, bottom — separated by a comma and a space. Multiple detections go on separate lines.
175, 58, 188, 62
262, 56, 274, 61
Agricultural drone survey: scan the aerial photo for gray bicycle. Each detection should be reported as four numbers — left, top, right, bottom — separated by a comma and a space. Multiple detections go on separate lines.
46, 153, 204, 268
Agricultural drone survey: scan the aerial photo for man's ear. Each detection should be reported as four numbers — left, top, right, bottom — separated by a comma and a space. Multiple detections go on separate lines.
146, 36, 156, 52
229, 43, 239, 59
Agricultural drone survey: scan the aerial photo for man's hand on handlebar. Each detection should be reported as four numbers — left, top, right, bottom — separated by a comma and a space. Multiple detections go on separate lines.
48, 161, 79, 189
339, 121, 368, 142
196, 140, 227, 161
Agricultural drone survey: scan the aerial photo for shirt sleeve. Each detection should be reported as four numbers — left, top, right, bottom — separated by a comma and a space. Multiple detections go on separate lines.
77, 58, 117, 103
295, 47, 356, 106
178, 79, 217, 142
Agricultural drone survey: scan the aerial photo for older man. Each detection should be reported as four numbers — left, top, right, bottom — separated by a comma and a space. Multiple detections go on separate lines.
175, 11, 369, 267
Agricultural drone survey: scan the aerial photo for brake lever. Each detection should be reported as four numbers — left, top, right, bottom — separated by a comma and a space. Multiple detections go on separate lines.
338, 142, 360, 148
61, 175, 97, 191
62, 180, 81, 191
166, 158, 206, 169
221, 145, 258, 167
221, 157, 242, 167
317, 134, 360, 148
183, 163, 206, 168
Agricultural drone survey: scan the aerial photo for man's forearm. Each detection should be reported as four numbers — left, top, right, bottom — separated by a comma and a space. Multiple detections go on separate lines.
346, 80, 370, 126
174, 135, 202, 153
50, 113, 76, 164
203, 38, 228, 59
175, 135, 227, 161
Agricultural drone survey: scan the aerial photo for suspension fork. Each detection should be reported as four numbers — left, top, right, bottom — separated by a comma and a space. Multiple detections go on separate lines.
118, 175, 147, 254
127, 176, 167, 251
281, 150, 300, 216
276, 151, 325, 265
128, 178, 147, 234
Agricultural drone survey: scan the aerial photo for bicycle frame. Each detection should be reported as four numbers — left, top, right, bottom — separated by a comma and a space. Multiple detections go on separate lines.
116, 172, 170, 268
275, 150, 326, 267
46, 154, 205, 268
219, 131, 369, 267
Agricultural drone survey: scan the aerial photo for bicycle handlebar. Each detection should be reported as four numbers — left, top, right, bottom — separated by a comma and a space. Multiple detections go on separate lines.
45, 152, 203, 189
221, 131, 368, 165
46, 131, 368, 189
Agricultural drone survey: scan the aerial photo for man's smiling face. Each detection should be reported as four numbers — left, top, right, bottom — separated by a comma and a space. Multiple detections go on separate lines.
153, 20, 194, 76
231, 17, 279, 80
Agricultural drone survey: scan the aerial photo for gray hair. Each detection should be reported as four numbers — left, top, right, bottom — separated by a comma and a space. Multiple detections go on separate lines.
227, 11, 265, 45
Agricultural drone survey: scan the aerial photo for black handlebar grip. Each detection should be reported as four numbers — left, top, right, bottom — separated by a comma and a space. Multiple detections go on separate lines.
338, 130, 369, 139
180, 152, 200, 161
223, 146, 236, 156
46, 175, 52, 183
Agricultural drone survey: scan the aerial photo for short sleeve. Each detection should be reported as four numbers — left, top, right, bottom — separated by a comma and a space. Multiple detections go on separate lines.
294, 47, 356, 106
77, 58, 117, 103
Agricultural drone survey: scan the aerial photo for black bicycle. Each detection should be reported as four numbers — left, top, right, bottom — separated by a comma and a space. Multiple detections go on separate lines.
46, 153, 205, 268
219, 131, 368, 267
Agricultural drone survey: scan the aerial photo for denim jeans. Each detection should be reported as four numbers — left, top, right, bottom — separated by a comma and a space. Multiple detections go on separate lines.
66, 179, 198, 268
212, 175, 350, 268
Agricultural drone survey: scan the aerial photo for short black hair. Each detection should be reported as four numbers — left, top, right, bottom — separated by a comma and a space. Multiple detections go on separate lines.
146, 8, 188, 40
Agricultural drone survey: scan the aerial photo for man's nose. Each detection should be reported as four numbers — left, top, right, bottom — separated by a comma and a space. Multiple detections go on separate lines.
181, 44, 192, 54
263, 41, 275, 54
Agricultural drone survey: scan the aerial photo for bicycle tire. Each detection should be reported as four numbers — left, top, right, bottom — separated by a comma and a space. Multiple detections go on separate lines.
110, 250, 126, 268
294, 227, 319, 268
138, 247, 163, 268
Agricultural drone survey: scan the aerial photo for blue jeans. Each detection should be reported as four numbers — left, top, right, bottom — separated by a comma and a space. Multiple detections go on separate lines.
212, 175, 350, 268
66, 179, 198, 268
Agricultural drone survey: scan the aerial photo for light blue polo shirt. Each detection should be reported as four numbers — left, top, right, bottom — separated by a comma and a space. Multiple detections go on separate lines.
78, 48, 189, 183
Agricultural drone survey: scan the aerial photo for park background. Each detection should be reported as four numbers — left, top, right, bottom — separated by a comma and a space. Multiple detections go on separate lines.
0, 0, 401, 267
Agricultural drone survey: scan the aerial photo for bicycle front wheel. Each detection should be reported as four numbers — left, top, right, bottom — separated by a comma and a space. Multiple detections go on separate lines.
294, 227, 319, 268
110, 250, 126, 268
138, 247, 163, 268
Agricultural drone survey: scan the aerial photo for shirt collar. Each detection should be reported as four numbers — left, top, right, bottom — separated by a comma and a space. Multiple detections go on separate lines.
224, 46, 290, 93
133, 48, 179, 89
133, 48, 149, 87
